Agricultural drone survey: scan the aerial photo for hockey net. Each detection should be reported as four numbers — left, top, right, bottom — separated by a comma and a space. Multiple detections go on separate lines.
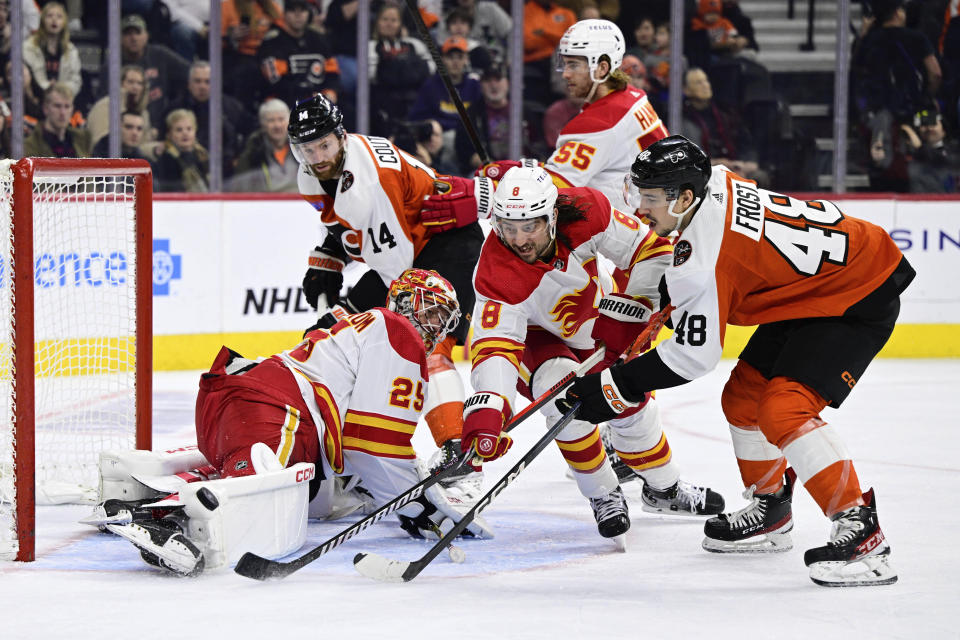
0, 158, 152, 561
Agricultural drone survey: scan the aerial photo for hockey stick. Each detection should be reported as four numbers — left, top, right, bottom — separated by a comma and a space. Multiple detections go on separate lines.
351, 309, 673, 583
353, 402, 582, 582
232, 347, 607, 581
401, 0, 491, 165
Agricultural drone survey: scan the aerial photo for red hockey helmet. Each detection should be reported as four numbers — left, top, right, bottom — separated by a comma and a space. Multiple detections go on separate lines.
387, 269, 461, 356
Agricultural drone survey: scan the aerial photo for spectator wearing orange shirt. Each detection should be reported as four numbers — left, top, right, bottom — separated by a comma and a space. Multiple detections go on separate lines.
690, 0, 748, 57
222, 0, 285, 100
524, 0, 576, 106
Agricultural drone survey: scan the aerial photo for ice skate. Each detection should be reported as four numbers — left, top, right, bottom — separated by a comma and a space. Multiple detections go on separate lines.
702, 468, 795, 553
590, 486, 630, 549
108, 519, 204, 577
428, 438, 484, 502
80, 497, 176, 531
804, 489, 898, 587
599, 424, 640, 483
642, 479, 725, 515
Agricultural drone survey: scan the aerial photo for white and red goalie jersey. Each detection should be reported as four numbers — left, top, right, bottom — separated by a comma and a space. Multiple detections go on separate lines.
298, 133, 437, 287
469, 187, 673, 412
274, 308, 428, 504
543, 87, 668, 211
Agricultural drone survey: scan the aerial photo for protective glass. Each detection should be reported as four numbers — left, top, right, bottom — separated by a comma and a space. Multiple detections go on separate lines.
622, 175, 673, 210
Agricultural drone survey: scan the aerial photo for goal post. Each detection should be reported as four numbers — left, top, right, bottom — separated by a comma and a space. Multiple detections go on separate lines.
0, 158, 153, 562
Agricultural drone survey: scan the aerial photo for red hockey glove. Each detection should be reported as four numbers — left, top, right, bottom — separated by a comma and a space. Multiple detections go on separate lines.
474, 158, 540, 180
461, 392, 513, 467
591, 294, 654, 369
421, 175, 493, 233
556, 367, 645, 424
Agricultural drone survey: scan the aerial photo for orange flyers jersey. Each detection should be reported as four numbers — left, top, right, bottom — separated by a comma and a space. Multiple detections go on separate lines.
544, 88, 668, 212
274, 308, 428, 504
470, 187, 673, 407
655, 165, 905, 382
298, 134, 437, 286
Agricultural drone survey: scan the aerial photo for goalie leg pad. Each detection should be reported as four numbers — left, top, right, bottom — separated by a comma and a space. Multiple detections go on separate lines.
178, 457, 315, 571
97, 446, 214, 502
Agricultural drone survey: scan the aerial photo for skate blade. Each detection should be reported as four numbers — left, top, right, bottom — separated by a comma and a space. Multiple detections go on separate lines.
79, 506, 132, 528
641, 504, 711, 517
702, 532, 793, 554
612, 534, 627, 552
808, 555, 898, 587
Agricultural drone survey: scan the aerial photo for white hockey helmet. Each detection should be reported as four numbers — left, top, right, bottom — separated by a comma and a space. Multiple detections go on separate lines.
556, 19, 625, 81
491, 166, 559, 239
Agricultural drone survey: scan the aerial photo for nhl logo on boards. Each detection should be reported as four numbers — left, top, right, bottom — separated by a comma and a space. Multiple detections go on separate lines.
673, 240, 692, 266
341, 171, 354, 193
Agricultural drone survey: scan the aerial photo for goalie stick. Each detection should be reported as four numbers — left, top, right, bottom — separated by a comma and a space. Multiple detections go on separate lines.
232, 347, 608, 581
352, 308, 673, 583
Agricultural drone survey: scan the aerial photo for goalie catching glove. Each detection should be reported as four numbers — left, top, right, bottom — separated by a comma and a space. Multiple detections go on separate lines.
460, 392, 513, 467
396, 482, 494, 539
591, 293, 653, 369
420, 175, 494, 234
556, 367, 647, 424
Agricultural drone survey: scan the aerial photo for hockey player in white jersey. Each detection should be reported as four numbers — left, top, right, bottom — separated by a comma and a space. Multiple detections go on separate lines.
289, 95, 485, 497
83, 269, 491, 576
420, 18, 668, 233
461, 167, 723, 545
418, 20, 669, 481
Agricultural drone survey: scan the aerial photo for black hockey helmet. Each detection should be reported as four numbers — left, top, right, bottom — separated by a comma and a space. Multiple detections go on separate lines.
629, 135, 711, 199
288, 94, 344, 145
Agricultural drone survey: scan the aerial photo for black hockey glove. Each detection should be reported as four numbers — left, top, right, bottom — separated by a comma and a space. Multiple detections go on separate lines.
302, 246, 344, 310
556, 366, 646, 424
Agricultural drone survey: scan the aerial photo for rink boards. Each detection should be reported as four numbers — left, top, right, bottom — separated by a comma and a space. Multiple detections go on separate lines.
149, 193, 960, 369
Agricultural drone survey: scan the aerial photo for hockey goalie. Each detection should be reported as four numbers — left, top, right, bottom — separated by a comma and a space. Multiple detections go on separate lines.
81, 269, 491, 576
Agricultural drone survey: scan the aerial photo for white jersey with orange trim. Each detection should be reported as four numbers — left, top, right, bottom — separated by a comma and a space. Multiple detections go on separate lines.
275, 308, 429, 504
543, 87, 668, 212
653, 165, 908, 383
297, 133, 437, 287
469, 187, 673, 411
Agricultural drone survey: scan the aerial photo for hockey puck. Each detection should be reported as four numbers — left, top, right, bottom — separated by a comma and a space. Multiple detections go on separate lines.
196, 487, 219, 511
447, 545, 466, 564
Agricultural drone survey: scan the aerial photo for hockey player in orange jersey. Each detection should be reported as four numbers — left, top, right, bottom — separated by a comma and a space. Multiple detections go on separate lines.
560, 136, 914, 586
288, 95, 484, 498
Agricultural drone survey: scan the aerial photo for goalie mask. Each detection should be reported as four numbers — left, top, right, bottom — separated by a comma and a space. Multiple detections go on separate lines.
288, 94, 345, 178
556, 19, 625, 84
387, 269, 461, 356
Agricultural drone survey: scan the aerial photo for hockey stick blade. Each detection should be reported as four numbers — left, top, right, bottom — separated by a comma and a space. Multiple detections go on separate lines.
235, 350, 605, 581
233, 453, 474, 581
353, 403, 582, 583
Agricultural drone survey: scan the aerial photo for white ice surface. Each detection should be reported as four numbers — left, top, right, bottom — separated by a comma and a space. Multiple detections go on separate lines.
2, 360, 958, 639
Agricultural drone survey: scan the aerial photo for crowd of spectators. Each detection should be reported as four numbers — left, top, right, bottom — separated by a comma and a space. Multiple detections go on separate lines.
0, 0, 957, 194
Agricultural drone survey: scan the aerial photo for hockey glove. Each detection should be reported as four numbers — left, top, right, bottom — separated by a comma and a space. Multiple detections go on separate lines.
591, 294, 653, 369
475, 158, 540, 180
302, 246, 344, 310
461, 392, 513, 467
556, 367, 645, 425
421, 175, 494, 233
302, 305, 348, 337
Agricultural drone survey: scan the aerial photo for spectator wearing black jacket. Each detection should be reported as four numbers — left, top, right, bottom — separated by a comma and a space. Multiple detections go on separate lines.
257, 0, 341, 109
369, 3, 433, 128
